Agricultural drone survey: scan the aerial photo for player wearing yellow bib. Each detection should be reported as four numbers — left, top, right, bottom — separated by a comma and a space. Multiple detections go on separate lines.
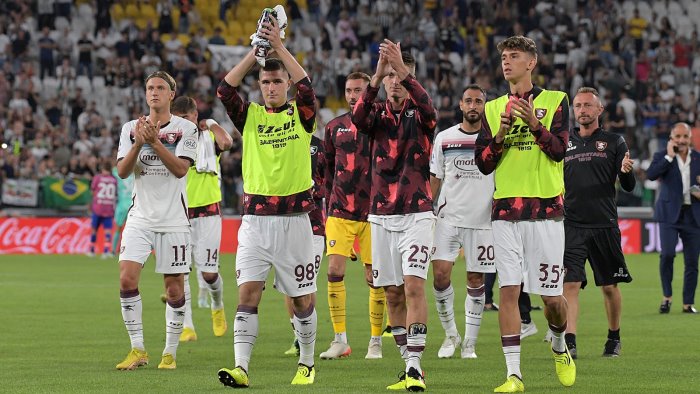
474, 36, 575, 392
171, 96, 235, 342
216, 15, 319, 388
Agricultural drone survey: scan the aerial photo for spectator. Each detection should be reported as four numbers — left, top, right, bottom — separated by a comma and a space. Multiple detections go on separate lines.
114, 30, 131, 60
37, 0, 56, 30
76, 31, 94, 81
73, 130, 94, 155
55, 0, 72, 21
92, 127, 113, 158
355, 5, 378, 49
208, 27, 226, 45
37, 27, 56, 80
140, 49, 162, 79
618, 90, 638, 154
94, 27, 117, 70
157, 1, 174, 34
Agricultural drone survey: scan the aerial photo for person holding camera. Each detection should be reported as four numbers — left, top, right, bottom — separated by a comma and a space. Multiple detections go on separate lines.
647, 122, 700, 315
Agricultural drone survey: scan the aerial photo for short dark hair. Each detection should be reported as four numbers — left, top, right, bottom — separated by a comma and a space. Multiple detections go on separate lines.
464, 84, 486, 98
402, 51, 416, 72
346, 72, 371, 83
576, 86, 600, 97
497, 36, 538, 58
258, 58, 288, 78
145, 71, 176, 91
171, 96, 197, 114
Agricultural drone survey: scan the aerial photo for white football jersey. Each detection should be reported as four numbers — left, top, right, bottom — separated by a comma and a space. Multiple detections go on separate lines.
429, 124, 494, 229
117, 115, 198, 232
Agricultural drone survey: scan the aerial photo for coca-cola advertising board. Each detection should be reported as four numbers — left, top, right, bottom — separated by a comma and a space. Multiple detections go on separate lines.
0, 217, 670, 255
0, 217, 242, 255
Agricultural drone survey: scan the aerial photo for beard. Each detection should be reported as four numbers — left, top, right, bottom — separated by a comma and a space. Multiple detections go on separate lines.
577, 116, 595, 127
463, 111, 482, 125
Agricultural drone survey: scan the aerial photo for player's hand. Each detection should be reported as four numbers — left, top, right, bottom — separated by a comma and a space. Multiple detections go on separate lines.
133, 117, 146, 146
621, 151, 634, 173
260, 16, 283, 51
666, 139, 677, 158
510, 95, 540, 131
494, 112, 512, 144
379, 39, 406, 75
142, 117, 160, 144
375, 52, 390, 78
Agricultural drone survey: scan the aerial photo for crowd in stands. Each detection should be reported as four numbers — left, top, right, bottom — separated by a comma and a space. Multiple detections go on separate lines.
2, 0, 700, 212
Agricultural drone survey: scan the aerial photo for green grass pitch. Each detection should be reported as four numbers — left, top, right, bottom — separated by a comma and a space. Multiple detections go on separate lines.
2, 253, 698, 393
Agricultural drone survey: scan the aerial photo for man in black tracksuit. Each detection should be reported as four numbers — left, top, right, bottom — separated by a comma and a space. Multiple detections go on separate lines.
562, 87, 635, 360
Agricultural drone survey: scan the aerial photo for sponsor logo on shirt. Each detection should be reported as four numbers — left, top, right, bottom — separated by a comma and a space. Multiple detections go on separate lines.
567, 141, 576, 152
140, 153, 162, 166
184, 139, 196, 150
453, 157, 476, 171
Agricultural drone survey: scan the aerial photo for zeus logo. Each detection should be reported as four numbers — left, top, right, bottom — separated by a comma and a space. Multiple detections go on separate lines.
140, 153, 161, 166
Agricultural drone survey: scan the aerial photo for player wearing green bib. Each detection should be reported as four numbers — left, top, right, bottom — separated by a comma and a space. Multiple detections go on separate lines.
215, 15, 318, 388
171, 96, 234, 343
474, 36, 575, 392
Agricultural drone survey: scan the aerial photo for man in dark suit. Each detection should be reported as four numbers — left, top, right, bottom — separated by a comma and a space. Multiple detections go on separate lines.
646, 122, 700, 314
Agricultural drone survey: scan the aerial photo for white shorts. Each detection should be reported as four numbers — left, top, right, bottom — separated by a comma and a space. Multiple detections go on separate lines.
492, 219, 565, 296
235, 213, 316, 297
432, 221, 496, 273
312, 235, 325, 269
369, 212, 435, 287
119, 224, 191, 274
190, 215, 222, 273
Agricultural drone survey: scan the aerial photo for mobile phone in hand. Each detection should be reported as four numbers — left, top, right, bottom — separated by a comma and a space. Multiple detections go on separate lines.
673, 145, 680, 153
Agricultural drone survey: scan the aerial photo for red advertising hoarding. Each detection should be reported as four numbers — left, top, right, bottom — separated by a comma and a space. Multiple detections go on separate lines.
0, 217, 242, 255
0, 217, 675, 255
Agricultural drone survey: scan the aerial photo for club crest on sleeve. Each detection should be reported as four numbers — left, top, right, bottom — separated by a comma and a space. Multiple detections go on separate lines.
310, 146, 318, 155
329, 240, 336, 247
534, 108, 547, 119
596, 141, 607, 151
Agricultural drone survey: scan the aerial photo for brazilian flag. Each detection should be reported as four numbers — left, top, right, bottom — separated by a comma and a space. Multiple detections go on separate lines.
40, 177, 92, 208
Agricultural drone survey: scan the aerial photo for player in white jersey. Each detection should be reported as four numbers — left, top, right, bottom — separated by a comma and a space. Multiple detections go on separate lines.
115, 71, 198, 371
429, 85, 496, 359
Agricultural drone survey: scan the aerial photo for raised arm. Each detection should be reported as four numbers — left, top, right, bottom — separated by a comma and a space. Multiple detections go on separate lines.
475, 115, 506, 175
511, 95, 570, 162
323, 122, 336, 201
352, 51, 391, 133
263, 16, 307, 84
616, 138, 636, 192
217, 50, 256, 133
144, 118, 192, 178
646, 150, 674, 181
117, 120, 143, 179
206, 119, 235, 151
402, 75, 437, 137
